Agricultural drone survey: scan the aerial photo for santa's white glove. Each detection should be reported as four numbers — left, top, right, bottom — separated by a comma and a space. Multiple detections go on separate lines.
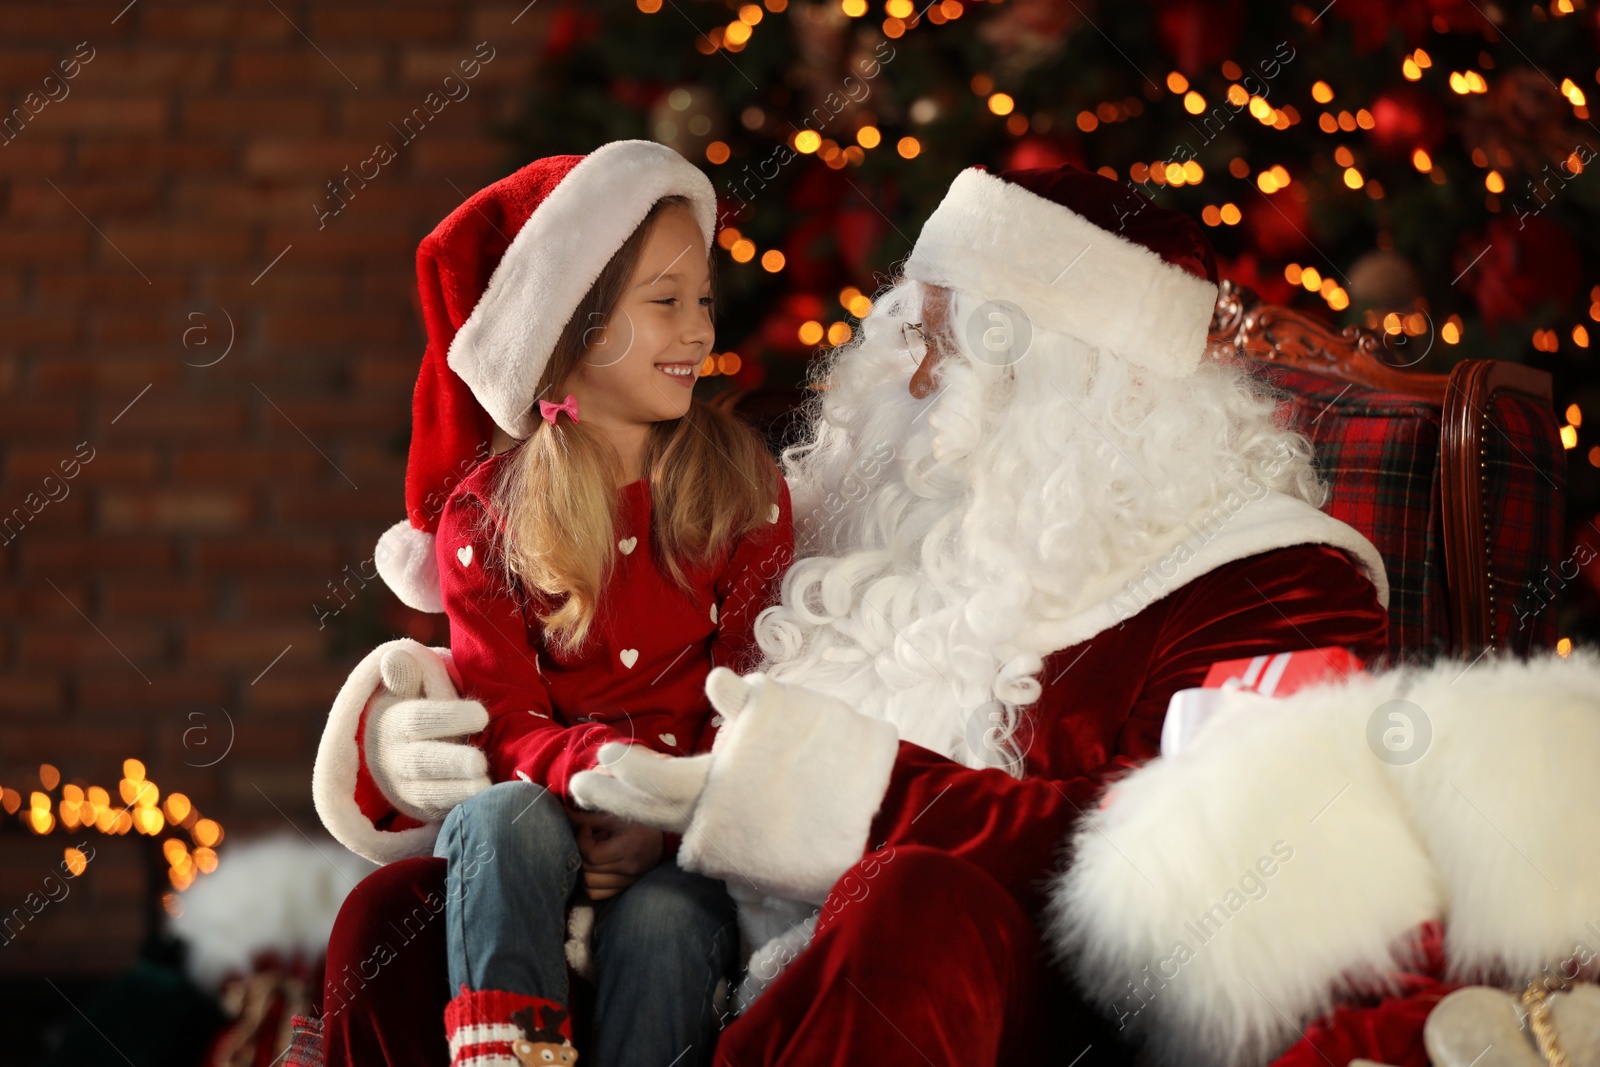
569, 667, 900, 904
365, 646, 491, 823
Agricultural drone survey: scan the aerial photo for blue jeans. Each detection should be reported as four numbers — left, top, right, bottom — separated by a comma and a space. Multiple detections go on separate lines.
433, 780, 738, 1067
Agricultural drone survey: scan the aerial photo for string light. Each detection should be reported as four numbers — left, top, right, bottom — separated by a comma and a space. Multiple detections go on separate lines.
637, 0, 1595, 456
1256, 164, 1290, 193
4, 759, 226, 893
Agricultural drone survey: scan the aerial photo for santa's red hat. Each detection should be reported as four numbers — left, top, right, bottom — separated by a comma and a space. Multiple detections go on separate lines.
902, 162, 1219, 378
375, 140, 717, 614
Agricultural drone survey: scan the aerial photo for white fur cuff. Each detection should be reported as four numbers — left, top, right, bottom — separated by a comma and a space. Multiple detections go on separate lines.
1047, 649, 1600, 1067
311, 637, 453, 864
678, 678, 901, 905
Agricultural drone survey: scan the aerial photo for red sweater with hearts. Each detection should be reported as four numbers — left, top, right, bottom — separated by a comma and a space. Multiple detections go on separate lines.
434, 450, 794, 804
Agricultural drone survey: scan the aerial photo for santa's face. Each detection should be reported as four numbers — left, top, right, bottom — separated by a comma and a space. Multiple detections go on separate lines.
559, 202, 712, 431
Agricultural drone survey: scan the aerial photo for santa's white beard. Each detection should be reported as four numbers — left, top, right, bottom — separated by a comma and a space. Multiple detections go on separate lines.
753, 279, 1326, 775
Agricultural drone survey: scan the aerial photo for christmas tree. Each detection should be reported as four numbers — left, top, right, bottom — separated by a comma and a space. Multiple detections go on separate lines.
498, 0, 1600, 640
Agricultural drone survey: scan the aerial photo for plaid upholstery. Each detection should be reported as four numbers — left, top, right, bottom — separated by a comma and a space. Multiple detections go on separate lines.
1252, 362, 1450, 662
285, 1014, 325, 1067
1249, 361, 1565, 663
1479, 389, 1566, 654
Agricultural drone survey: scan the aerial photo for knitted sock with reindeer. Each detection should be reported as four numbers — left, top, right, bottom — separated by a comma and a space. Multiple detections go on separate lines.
444, 986, 579, 1067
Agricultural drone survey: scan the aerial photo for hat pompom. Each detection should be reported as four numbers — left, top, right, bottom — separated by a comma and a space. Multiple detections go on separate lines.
375, 518, 444, 615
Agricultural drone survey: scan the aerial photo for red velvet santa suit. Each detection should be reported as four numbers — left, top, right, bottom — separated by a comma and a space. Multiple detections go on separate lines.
314, 539, 1389, 1066
709, 540, 1391, 1065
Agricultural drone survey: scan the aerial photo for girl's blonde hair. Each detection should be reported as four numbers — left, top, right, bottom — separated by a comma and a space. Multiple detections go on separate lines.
488, 195, 779, 656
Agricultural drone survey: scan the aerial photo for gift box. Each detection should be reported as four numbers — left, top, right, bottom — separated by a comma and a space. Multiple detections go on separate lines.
1200, 646, 1367, 697
1161, 647, 1367, 757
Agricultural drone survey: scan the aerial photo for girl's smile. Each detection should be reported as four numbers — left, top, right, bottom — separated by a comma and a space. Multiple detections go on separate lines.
655, 359, 699, 385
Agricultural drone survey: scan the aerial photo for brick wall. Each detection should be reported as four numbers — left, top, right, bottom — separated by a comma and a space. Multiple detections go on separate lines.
0, 1, 548, 976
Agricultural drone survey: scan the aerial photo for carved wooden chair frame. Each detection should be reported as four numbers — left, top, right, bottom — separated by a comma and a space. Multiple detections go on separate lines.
1208, 279, 1556, 656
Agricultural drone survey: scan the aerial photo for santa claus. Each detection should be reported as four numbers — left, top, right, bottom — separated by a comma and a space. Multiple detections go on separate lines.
308, 158, 1600, 1067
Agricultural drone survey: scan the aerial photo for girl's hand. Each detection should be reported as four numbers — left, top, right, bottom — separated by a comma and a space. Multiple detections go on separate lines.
567, 808, 663, 901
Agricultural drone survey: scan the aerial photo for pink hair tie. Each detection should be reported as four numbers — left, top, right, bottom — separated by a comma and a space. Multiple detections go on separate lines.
538, 393, 579, 425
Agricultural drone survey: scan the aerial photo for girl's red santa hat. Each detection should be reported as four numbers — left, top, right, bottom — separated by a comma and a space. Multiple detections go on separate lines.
902, 161, 1220, 377
375, 140, 718, 614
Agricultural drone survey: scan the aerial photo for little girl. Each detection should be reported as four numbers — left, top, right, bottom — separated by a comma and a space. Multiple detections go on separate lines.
423, 144, 794, 1066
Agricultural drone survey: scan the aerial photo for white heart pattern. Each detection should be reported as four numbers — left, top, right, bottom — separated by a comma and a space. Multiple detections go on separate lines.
767, 503, 779, 524
709, 602, 718, 624
457, 544, 473, 566
658, 733, 677, 747
617, 536, 637, 555
514, 770, 531, 782
619, 648, 639, 669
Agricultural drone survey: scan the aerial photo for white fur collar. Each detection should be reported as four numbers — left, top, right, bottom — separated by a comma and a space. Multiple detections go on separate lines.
1015, 489, 1390, 655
